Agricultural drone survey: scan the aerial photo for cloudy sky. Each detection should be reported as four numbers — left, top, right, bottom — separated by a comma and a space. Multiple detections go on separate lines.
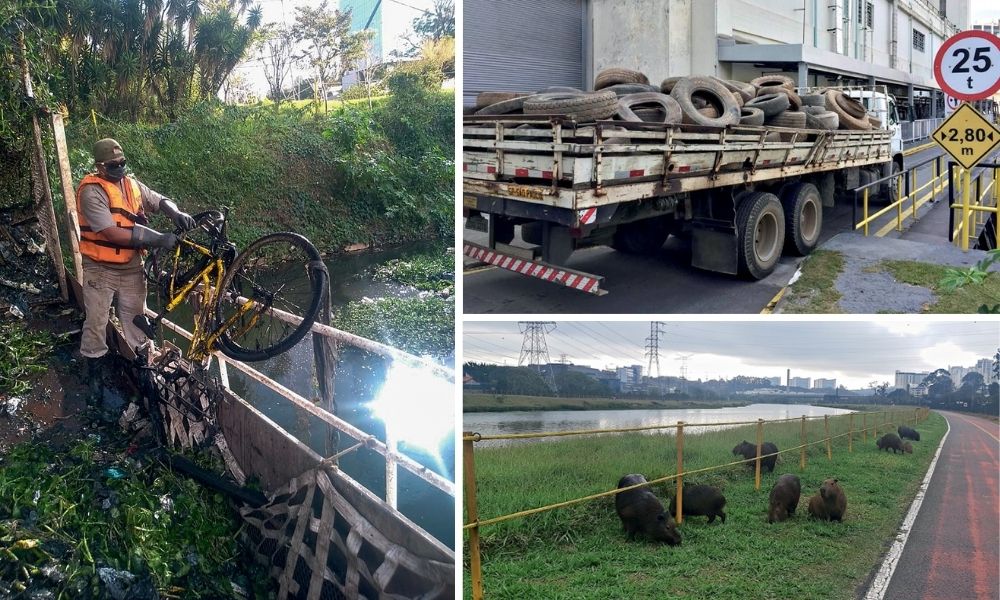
972, 0, 1000, 23
464, 320, 999, 389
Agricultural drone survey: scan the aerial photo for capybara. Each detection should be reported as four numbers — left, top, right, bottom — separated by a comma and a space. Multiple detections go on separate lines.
732, 440, 779, 472
767, 474, 801, 523
903, 441, 913, 454
615, 474, 682, 545
807, 478, 847, 522
898, 425, 920, 441
668, 484, 727, 524
877, 432, 904, 454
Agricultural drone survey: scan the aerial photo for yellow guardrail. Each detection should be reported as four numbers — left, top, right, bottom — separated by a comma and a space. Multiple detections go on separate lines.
854, 156, 948, 236
950, 166, 999, 251
462, 407, 930, 599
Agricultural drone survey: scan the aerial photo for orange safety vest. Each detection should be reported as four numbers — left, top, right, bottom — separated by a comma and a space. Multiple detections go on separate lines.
75, 174, 144, 264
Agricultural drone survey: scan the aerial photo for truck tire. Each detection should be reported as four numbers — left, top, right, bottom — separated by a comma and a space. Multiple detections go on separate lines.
757, 86, 802, 110
633, 107, 666, 122
595, 68, 649, 90
660, 77, 683, 94
617, 92, 683, 124
779, 182, 823, 255
766, 110, 807, 128
611, 216, 671, 255
605, 83, 659, 96
670, 77, 741, 127
750, 75, 795, 91
523, 91, 618, 121
802, 105, 827, 115
739, 107, 765, 125
714, 78, 756, 103
805, 110, 839, 130
475, 91, 532, 110
475, 96, 530, 116
736, 191, 785, 280
800, 93, 826, 107
868, 115, 882, 128
824, 90, 871, 130
537, 86, 584, 94
882, 160, 902, 202
698, 106, 720, 118
744, 93, 790, 118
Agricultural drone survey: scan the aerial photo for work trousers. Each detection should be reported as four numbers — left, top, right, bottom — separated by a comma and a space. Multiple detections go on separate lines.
80, 257, 148, 358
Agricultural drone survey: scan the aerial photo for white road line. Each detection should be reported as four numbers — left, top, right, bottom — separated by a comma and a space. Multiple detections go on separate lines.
864, 413, 952, 600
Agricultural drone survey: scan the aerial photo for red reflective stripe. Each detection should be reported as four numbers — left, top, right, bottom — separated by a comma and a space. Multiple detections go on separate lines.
677, 165, 691, 173
486, 166, 496, 174
515, 168, 529, 177
463, 163, 469, 171
542, 171, 553, 178
583, 278, 598, 293
629, 169, 644, 177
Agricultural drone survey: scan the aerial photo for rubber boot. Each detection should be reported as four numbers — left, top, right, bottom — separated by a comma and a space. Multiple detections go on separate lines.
85, 356, 106, 406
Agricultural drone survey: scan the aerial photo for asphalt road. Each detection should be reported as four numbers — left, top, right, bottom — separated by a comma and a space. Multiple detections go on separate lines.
463, 144, 950, 315
879, 411, 999, 600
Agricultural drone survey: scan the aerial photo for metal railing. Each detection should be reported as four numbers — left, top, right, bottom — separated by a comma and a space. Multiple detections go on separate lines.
462, 407, 930, 600
852, 154, 947, 236
900, 118, 943, 143
948, 162, 999, 251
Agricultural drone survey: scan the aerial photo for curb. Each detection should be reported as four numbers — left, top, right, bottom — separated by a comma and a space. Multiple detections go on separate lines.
903, 141, 936, 156
862, 412, 951, 600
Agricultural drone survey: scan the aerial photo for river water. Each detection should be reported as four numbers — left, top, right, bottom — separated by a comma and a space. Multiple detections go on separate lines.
151, 240, 455, 549
464, 403, 854, 448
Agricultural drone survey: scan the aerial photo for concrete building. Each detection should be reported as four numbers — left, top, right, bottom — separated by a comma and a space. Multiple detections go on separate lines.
814, 378, 837, 389
789, 376, 812, 389
616, 365, 644, 391
949, 365, 970, 385
895, 370, 931, 389
768, 376, 783, 386
464, 0, 970, 119
975, 358, 995, 384
972, 20, 1000, 36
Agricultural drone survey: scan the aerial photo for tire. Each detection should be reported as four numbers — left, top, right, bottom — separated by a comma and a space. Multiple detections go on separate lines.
736, 191, 785, 280
757, 86, 802, 110
633, 107, 667, 122
215, 232, 327, 362
523, 91, 618, 120
744, 93, 790, 118
766, 110, 807, 128
475, 96, 530, 116
536, 86, 585, 94
779, 182, 823, 256
868, 115, 882, 128
616, 92, 683, 123
824, 90, 871, 130
739, 107, 765, 125
750, 75, 795, 91
805, 111, 839, 130
714, 78, 756, 103
882, 160, 902, 202
595, 68, 649, 90
802, 105, 827, 115
611, 216, 671, 254
604, 83, 659, 96
670, 76, 741, 127
660, 76, 683, 94
801, 93, 825, 107
475, 91, 532, 110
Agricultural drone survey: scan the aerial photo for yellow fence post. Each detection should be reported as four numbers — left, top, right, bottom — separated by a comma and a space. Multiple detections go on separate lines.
463, 434, 484, 600
910, 167, 917, 222
962, 169, 972, 251
676, 421, 684, 525
848, 414, 854, 452
863, 188, 870, 236
755, 419, 763, 491
800, 415, 806, 470
897, 171, 903, 231
824, 414, 831, 460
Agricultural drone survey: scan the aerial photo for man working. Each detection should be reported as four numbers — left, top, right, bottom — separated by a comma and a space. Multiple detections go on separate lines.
77, 138, 196, 395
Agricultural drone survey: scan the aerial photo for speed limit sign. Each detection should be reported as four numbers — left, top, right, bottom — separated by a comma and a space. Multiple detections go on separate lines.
934, 30, 1000, 101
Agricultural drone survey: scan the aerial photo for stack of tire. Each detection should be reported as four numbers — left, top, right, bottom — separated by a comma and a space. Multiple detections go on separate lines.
472, 68, 877, 133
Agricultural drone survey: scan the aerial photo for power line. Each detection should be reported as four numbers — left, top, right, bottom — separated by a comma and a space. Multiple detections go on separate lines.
644, 321, 666, 379
518, 321, 557, 393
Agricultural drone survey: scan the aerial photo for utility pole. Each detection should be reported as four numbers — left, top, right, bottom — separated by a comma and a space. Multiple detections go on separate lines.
676, 353, 694, 393
518, 321, 558, 392
645, 321, 666, 379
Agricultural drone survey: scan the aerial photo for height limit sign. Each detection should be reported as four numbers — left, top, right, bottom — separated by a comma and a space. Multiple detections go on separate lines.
932, 103, 1000, 169
934, 30, 1000, 101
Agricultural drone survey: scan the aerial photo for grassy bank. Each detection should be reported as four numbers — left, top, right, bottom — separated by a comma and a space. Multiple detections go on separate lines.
463, 394, 746, 413
464, 409, 943, 599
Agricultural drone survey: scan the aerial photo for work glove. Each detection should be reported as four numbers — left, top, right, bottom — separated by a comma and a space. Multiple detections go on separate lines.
160, 199, 197, 232
131, 225, 178, 250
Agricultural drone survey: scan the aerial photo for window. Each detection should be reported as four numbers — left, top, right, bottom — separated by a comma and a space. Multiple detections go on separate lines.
865, 1, 874, 28
913, 30, 925, 52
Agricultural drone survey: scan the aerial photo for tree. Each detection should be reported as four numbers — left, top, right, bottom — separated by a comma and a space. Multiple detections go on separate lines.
291, 1, 368, 113
256, 24, 296, 105
921, 369, 953, 400
868, 381, 889, 404
397, 0, 454, 58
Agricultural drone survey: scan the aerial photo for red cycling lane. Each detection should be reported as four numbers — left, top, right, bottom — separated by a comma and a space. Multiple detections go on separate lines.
880, 411, 999, 600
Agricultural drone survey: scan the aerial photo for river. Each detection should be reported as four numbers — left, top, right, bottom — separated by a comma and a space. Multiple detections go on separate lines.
464, 403, 855, 448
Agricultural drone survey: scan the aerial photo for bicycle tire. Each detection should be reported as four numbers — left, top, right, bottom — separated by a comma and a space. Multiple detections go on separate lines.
214, 232, 328, 362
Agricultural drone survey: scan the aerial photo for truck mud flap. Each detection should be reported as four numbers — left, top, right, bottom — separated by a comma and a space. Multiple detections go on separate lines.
463, 242, 607, 296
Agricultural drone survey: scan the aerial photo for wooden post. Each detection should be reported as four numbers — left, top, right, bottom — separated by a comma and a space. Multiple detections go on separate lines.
863, 413, 868, 442
874, 413, 877, 439
464, 434, 484, 600
675, 421, 684, 524
49, 112, 83, 284
848, 413, 854, 452
312, 289, 339, 458
800, 415, 806, 470
755, 419, 763, 491
824, 414, 831, 460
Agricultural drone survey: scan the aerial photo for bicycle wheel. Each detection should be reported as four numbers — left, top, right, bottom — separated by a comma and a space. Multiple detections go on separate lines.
214, 232, 328, 362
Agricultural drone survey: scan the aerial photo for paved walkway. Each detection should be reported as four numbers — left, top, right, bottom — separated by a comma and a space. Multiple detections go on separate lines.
880, 411, 999, 600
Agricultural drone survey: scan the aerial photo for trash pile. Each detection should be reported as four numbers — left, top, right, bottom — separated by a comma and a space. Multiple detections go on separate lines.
470, 68, 882, 132
0, 202, 62, 317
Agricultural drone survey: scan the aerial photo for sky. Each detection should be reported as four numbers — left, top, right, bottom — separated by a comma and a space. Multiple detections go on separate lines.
231, 0, 435, 96
464, 320, 999, 389
972, 0, 1000, 24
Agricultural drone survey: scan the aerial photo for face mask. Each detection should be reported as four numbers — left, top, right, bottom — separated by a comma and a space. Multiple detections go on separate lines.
104, 164, 127, 181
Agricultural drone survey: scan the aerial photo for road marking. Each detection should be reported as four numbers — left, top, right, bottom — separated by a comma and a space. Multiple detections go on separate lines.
952, 413, 1000, 442
864, 413, 951, 600
464, 265, 496, 275
759, 287, 787, 314
903, 141, 937, 156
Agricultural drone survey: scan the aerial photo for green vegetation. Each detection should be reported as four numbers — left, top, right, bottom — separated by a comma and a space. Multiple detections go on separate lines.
0, 322, 57, 395
881, 259, 1000, 313
372, 251, 454, 293
464, 394, 746, 413
0, 437, 272, 597
465, 409, 943, 600
781, 250, 845, 313
334, 296, 453, 359
939, 248, 1000, 313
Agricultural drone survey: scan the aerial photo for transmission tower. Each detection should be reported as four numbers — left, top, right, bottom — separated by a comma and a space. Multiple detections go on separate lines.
676, 353, 694, 384
644, 321, 667, 379
518, 321, 558, 392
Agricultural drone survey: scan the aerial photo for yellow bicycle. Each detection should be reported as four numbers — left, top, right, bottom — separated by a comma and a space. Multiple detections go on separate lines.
139, 209, 328, 362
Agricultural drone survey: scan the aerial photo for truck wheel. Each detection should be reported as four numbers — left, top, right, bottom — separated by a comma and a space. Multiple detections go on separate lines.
611, 217, 671, 255
882, 160, 902, 202
736, 192, 785, 279
780, 183, 823, 256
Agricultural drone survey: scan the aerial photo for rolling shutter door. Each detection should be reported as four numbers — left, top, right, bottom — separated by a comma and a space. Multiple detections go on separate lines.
464, 0, 585, 107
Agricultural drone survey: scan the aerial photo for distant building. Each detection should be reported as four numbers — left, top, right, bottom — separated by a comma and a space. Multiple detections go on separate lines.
789, 377, 811, 389
813, 378, 837, 390
463, 374, 482, 391
616, 365, 644, 391
768, 376, 782, 386
972, 21, 1000, 36
975, 358, 995, 384
949, 366, 970, 386
895, 370, 930, 389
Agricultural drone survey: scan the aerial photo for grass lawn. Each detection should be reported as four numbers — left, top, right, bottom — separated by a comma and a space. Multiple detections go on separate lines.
464, 409, 942, 600
880, 260, 1000, 313
780, 250, 845, 314
463, 394, 746, 413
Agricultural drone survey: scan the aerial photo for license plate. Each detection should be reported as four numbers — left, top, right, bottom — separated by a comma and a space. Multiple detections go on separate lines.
463, 194, 478, 208
506, 185, 544, 201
